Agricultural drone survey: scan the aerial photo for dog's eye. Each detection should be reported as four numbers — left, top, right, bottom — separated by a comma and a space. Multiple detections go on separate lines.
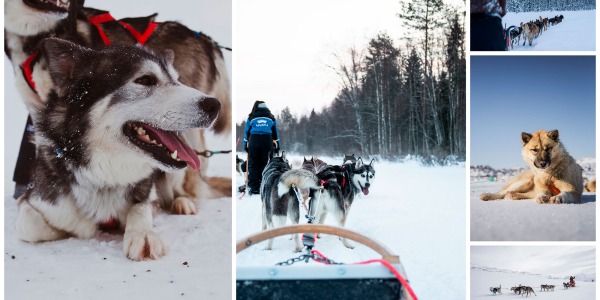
361, 174, 365, 178
531, 149, 539, 153
545, 147, 552, 152
134, 74, 157, 86
370, 175, 374, 179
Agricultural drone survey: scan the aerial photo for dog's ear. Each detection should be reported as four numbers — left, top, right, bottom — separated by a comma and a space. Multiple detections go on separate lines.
369, 158, 375, 166
161, 49, 175, 66
355, 157, 364, 168
40, 38, 91, 95
547, 129, 559, 142
521, 132, 532, 145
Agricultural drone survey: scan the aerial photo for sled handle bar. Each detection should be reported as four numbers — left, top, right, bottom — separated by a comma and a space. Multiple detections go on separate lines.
236, 224, 400, 264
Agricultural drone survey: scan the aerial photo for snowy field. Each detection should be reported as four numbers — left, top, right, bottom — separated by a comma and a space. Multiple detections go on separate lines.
503, 10, 595, 51
471, 265, 595, 299
236, 155, 466, 299
4, 0, 232, 299
470, 181, 595, 241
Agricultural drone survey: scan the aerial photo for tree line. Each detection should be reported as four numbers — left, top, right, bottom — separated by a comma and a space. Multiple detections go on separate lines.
236, 0, 466, 162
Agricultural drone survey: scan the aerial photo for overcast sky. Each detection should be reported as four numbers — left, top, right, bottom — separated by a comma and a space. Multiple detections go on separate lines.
234, 0, 464, 122
471, 246, 596, 277
471, 56, 595, 168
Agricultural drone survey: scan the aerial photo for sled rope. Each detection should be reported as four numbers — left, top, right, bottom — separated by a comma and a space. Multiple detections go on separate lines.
276, 249, 418, 300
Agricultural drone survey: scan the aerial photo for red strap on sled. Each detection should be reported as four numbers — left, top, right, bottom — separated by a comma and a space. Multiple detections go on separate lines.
88, 12, 159, 46
21, 50, 40, 93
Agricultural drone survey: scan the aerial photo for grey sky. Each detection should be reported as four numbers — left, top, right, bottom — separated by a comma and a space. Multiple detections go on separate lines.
234, 0, 464, 122
471, 246, 596, 277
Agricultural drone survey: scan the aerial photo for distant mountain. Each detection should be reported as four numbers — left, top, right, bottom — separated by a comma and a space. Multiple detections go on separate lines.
472, 264, 596, 282
471, 157, 596, 183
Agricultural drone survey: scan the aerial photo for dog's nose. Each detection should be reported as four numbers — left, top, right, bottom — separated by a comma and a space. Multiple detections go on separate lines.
365, 182, 370, 188
199, 97, 221, 119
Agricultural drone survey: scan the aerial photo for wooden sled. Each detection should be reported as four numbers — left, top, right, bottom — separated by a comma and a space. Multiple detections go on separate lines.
236, 224, 415, 300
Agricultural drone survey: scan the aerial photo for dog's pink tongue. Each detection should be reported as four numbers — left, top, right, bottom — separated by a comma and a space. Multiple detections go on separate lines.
362, 188, 369, 195
142, 125, 200, 170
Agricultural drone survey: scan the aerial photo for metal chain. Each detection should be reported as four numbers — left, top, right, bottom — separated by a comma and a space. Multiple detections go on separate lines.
275, 251, 345, 266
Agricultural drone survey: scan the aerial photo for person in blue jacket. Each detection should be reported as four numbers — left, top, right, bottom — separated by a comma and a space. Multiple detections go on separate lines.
243, 101, 280, 194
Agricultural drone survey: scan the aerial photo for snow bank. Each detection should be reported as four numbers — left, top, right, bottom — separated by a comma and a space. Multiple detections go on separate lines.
470, 181, 595, 241
503, 10, 596, 51
236, 155, 466, 299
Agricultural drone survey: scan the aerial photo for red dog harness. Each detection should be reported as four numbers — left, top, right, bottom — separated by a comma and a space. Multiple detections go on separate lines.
20, 12, 159, 94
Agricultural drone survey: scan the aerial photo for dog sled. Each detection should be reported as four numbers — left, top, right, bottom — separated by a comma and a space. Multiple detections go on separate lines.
236, 224, 417, 300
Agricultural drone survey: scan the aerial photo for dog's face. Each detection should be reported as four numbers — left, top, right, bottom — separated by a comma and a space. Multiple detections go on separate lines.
343, 154, 357, 164
36, 38, 220, 172
521, 129, 560, 170
4, 0, 77, 35
351, 159, 375, 195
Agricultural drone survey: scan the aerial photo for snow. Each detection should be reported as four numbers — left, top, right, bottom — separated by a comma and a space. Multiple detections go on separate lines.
471, 265, 596, 299
4, 0, 232, 299
470, 181, 596, 241
236, 155, 466, 299
503, 10, 596, 51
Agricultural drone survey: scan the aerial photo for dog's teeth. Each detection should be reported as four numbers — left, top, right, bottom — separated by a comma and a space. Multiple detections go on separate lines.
171, 150, 178, 159
175, 157, 181, 161
136, 127, 145, 135
157, 143, 163, 147
150, 140, 157, 144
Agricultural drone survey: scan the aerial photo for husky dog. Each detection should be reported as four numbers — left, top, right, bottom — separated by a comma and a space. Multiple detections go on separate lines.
308, 158, 375, 249
15, 38, 220, 260
490, 284, 501, 295
480, 130, 583, 204
5, 0, 231, 215
521, 286, 536, 297
505, 26, 522, 49
261, 152, 319, 252
343, 154, 358, 164
540, 284, 548, 291
563, 282, 569, 289
511, 286, 523, 294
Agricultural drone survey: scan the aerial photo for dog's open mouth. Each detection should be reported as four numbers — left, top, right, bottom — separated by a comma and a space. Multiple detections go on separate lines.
359, 183, 369, 195
24, 0, 70, 13
124, 122, 200, 170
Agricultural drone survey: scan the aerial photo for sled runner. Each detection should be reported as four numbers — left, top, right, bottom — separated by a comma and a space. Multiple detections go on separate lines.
236, 224, 416, 300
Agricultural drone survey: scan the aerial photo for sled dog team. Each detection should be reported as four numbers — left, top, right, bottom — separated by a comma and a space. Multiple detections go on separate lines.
505, 15, 565, 49
260, 153, 376, 251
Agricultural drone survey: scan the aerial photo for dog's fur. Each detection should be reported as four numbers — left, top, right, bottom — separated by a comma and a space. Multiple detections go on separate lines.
261, 152, 320, 252
480, 130, 583, 204
521, 286, 536, 297
307, 157, 375, 249
563, 282, 569, 289
511, 286, 523, 294
490, 284, 501, 295
5, 0, 231, 215
585, 178, 596, 192
16, 38, 220, 260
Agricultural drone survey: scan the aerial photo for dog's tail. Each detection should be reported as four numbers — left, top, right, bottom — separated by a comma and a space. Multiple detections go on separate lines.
277, 169, 319, 200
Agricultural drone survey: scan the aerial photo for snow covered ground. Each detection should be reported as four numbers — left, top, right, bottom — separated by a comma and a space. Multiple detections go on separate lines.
4, 0, 232, 299
236, 155, 466, 299
503, 10, 595, 51
471, 265, 596, 299
470, 181, 595, 241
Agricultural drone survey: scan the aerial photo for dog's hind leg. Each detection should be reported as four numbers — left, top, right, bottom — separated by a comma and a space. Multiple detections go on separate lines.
265, 214, 286, 250
16, 200, 68, 242
288, 200, 302, 252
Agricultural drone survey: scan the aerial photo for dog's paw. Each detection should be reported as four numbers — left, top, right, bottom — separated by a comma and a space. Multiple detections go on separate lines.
536, 195, 550, 204
506, 192, 519, 200
171, 197, 197, 215
549, 195, 563, 204
293, 246, 303, 253
123, 230, 166, 261
480, 193, 492, 201
340, 237, 355, 249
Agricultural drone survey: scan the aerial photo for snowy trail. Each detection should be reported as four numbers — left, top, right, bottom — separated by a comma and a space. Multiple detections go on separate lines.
471, 266, 595, 299
470, 182, 595, 241
4, 0, 232, 299
236, 156, 466, 299
503, 10, 596, 51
